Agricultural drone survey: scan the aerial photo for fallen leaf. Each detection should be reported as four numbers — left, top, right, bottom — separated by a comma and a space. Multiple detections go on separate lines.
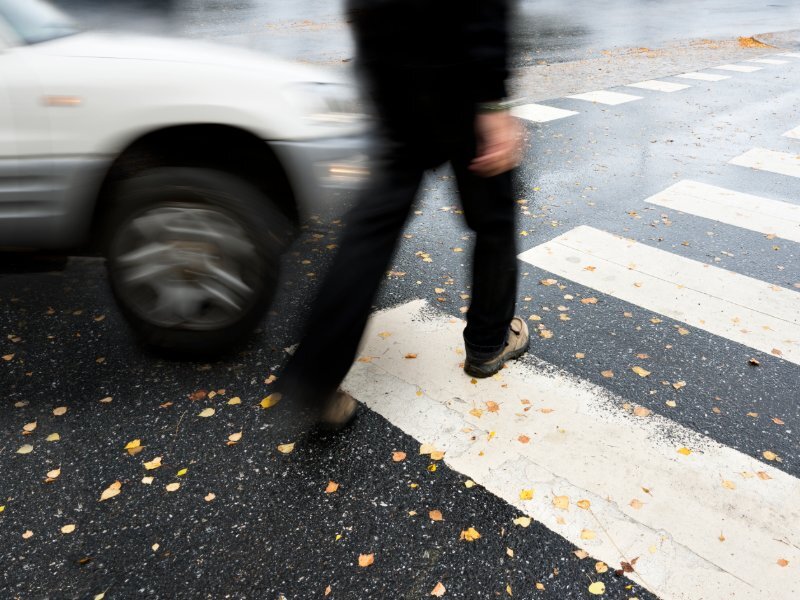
748, 358, 761, 366
260, 394, 281, 409
595, 561, 608, 574
677, 447, 692, 456
464, 480, 476, 489
165, 482, 180, 492
124, 439, 141, 451
580, 529, 596, 540
552, 495, 569, 510
519, 489, 534, 501
763, 451, 778, 461
99, 481, 121, 501
358, 553, 374, 567
518, 435, 530, 444
22, 530, 33, 539
431, 582, 446, 597
632, 366, 651, 377
506, 584, 512, 596
325, 585, 332, 597
772, 417, 785, 425
405, 353, 418, 359
757, 471, 772, 480
144, 456, 162, 470
419, 443, 437, 455
46, 468, 61, 480
538, 329, 554, 339
17, 444, 33, 454
777, 558, 789, 567
633, 406, 652, 417
227, 431, 243, 445
460, 527, 481, 542
227, 397, 242, 405
629, 498, 644, 510
574, 549, 589, 559
469, 408, 483, 418
46, 433, 60, 442
486, 401, 500, 413
392, 451, 406, 462
61, 524, 76, 534
177, 468, 188, 477
429, 510, 443, 521
141, 476, 153, 485
325, 481, 339, 494
99, 396, 113, 404
540, 279, 558, 286
577, 499, 591, 510
22, 421, 37, 433
506, 547, 514, 558
588, 581, 606, 595
277, 443, 295, 454
722, 480, 736, 490
198, 407, 215, 418
575, 353, 585, 359
535, 583, 545, 591
677, 327, 690, 336
53, 406, 67, 416
581, 297, 598, 304
512, 516, 531, 527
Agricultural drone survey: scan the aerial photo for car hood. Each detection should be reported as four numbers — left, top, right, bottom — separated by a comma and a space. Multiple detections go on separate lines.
33, 31, 345, 84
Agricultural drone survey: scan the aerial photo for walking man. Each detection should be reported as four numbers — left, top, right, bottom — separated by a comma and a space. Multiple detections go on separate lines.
277, 0, 528, 428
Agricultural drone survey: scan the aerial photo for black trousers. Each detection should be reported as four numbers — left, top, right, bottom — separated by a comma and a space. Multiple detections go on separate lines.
278, 115, 519, 406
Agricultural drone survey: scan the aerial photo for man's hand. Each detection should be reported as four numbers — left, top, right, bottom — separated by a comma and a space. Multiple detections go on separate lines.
469, 110, 523, 178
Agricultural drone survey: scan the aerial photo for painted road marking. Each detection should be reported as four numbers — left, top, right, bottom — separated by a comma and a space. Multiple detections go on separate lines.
645, 180, 800, 243
518, 226, 800, 364
511, 103, 579, 123
730, 147, 800, 179
625, 80, 690, 93
712, 64, 763, 73
746, 58, 789, 65
784, 126, 800, 140
778, 52, 800, 58
566, 90, 643, 105
344, 300, 800, 600
676, 72, 731, 82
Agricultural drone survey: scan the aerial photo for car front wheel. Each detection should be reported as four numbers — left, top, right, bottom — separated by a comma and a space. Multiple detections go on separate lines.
105, 167, 291, 355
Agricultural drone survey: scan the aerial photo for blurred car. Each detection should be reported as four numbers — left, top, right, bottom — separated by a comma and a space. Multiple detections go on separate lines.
0, 0, 369, 353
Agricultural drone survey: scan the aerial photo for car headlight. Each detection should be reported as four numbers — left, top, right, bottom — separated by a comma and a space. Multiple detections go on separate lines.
287, 82, 367, 125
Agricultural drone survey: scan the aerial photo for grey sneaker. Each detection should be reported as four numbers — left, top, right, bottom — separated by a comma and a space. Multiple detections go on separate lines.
320, 390, 358, 430
464, 317, 530, 378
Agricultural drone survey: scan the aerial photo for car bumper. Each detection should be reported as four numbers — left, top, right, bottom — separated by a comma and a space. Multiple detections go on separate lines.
269, 135, 372, 218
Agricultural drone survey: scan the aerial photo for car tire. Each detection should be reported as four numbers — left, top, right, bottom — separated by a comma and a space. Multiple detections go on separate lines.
105, 167, 291, 355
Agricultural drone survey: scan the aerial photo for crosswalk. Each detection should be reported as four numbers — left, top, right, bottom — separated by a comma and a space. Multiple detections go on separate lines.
344, 54, 800, 599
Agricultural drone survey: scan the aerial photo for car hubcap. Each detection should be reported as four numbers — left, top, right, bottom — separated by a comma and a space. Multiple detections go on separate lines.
111, 204, 261, 329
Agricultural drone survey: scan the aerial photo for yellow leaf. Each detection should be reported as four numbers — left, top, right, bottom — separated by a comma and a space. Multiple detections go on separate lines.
260, 393, 281, 409
205, 493, 216, 502
632, 366, 651, 377
459, 527, 481, 542
2, 353, 14, 361
506, 584, 512, 596
46, 433, 60, 442
552, 495, 569, 510
94, 593, 106, 600
22, 421, 37, 432
46, 468, 61, 480
227, 396, 242, 405
575, 352, 586, 359
177, 468, 188, 477
141, 476, 154, 485
99, 481, 121, 501
721, 480, 736, 490
464, 480, 476, 489
595, 561, 608, 574
198, 407, 215, 418
277, 442, 295, 454
430, 582, 446, 597
469, 408, 483, 418
512, 516, 531, 527
165, 482, 180, 492
633, 406, 652, 418
325, 481, 340, 494
629, 498, 644, 510
228, 431, 243, 443
540, 278, 558, 286
580, 529, 596, 540
0, 506, 4, 513
581, 297, 599, 304
144, 456, 162, 470
124, 439, 141, 450
672, 381, 686, 390
601, 370, 614, 378
61, 524, 76, 534
519, 489, 534, 501
677, 447, 692, 456
574, 549, 589, 559
666, 400, 677, 408
535, 583, 545, 591
419, 443, 436, 455
52, 406, 67, 416
763, 450, 778, 461
99, 396, 113, 403
677, 327, 690, 336
429, 510, 443, 521
22, 530, 33, 539
16, 444, 33, 455
358, 553, 374, 567
392, 451, 406, 462
486, 401, 500, 413
506, 547, 514, 558
588, 581, 606, 595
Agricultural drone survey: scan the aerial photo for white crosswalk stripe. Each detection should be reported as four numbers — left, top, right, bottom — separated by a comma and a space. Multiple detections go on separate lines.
712, 64, 763, 73
518, 226, 800, 364
784, 126, 800, 140
511, 103, 579, 123
676, 72, 731, 82
778, 52, 800, 58
730, 147, 800, 178
567, 90, 643, 105
344, 300, 800, 600
625, 80, 691, 93
746, 58, 789, 65
644, 180, 800, 242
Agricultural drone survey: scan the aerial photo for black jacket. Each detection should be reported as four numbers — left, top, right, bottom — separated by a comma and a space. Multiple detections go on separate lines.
347, 0, 510, 104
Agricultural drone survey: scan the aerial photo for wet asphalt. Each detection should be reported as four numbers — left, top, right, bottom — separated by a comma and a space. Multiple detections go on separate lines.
3, 3, 800, 599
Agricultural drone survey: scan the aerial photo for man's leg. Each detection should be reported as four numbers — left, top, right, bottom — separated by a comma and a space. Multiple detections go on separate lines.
278, 156, 424, 408
451, 156, 518, 358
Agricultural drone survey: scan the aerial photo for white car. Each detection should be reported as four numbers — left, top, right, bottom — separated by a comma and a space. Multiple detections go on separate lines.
0, 0, 369, 352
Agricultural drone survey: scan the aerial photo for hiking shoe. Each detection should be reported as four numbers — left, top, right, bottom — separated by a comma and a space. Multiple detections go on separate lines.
464, 317, 529, 378
319, 390, 358, 430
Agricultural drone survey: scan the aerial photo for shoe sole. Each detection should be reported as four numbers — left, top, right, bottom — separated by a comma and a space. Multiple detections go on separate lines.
463, 341, 530, 379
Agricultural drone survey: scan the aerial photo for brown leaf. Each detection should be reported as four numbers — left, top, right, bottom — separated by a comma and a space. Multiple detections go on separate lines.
358, 553, 374, 567
392, 451, 406, 462
22, 421, 37, 433
486, 401, 500, 413
325, 481, 339, 494
633, 406, 652, 418
772, 417, 785, 425
629, 498, 644, 510
188, 390, 207, 401
576, 499, 591, 510
581, 297, 598, 304
430, 582, 446, 597
518, 435, 530, 444
404, 353, 418, 359
763, 450, 778, 461
429, 510, 443, 521
777, 558, 789, 567
601, 370, 614, 378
